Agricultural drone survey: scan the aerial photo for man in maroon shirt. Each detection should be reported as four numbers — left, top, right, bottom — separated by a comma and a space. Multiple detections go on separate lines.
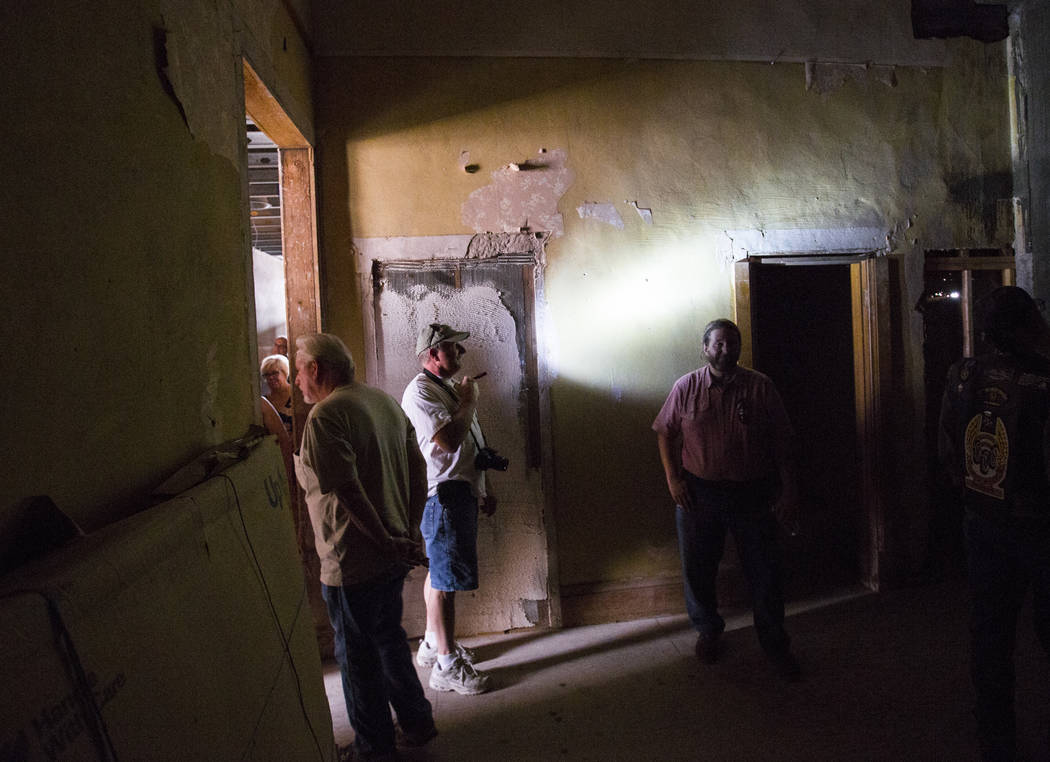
653, 318, 801, 680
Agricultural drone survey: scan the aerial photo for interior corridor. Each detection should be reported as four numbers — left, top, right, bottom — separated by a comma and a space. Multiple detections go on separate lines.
325, 581, 1049, 761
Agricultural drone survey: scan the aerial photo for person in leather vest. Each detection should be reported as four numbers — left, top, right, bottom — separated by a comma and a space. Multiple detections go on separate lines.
939, 286, 1050, 761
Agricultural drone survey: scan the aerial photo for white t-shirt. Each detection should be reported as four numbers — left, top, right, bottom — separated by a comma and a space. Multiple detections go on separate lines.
401, 372, 487, 498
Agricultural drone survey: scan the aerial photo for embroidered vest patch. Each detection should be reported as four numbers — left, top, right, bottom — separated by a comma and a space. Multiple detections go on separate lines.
964, 409, 1009, 500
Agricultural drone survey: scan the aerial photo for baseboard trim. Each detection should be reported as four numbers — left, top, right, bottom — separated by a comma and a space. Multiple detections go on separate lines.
559, 578, 685, 627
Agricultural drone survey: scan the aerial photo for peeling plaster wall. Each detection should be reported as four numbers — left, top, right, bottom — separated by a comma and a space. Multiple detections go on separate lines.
0, 1, 312, 532
377, 283, 549, 634
316, 43, 1010, 618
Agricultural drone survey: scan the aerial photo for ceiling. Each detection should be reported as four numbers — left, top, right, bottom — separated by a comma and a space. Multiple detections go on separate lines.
246, 118, 282, 257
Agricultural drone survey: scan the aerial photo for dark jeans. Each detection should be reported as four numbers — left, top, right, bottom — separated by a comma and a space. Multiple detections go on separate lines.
964, 510, 1050, 761
322, 570, 433, 757
676, 473, 789, 655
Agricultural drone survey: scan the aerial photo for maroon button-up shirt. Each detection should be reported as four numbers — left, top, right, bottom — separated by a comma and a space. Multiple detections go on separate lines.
652, 365, 794, 482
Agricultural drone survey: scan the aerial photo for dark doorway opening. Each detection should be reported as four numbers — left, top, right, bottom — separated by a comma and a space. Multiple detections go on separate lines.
919, 253, 1010, 579
750, 261, 861, 597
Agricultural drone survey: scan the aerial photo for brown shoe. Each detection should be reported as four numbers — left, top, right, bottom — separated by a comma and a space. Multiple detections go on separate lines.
695, 634, 719, 664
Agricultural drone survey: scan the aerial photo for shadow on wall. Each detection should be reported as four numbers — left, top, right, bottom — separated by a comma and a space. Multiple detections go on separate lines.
551, 368, 866, 611
550, 375, 682, 588
319, 57, 646, 140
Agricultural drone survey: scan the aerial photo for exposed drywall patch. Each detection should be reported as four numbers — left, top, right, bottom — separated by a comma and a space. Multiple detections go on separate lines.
352, 233, 549, 271
719, 226, 889, 266
520, 598, 546, 625
353, 234, 476, 264
628, 200, 654, 225
805, 61, 898, 95
466, 232, 550, 260
461, 148, 574, 237
577, 202, 625, 230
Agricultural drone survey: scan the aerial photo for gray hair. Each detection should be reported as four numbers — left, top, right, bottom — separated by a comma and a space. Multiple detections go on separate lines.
260, 353, 289, 377
295, 333, 355, 385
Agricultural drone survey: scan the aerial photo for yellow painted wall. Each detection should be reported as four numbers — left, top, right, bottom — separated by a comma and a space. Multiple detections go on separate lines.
0, 0, 312, 532
316, 44, 1010, 595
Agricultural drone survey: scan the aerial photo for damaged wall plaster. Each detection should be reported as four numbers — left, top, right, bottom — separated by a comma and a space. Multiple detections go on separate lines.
462, 148, 574, 236
577, 202, 625, 229
1, 1, 313, 531
719, 226, 891, 265
318, 46, 1011, 619
349, 232, 555, 633
628, 201, 654, 225
353, 234, 476, 265
353, 232, 549, 271
374, 282, 550, 634
156, 2, 240, 165
805, 61, 899, 95
156, 0, 314, 164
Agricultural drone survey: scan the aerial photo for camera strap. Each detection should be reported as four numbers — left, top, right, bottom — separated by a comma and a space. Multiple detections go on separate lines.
422, 369, 486, 451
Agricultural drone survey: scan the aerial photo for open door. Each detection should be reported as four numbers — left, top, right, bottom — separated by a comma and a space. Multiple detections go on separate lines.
736, 254, 881, 594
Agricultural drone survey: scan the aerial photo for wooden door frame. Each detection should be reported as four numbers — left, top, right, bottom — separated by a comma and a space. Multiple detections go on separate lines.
734, 255, 884, 591
242, 58, 328, 649
242, 59, 320, 444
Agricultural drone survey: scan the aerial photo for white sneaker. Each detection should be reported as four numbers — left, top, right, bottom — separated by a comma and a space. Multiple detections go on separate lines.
428, 656, 491, 695
415, 639, 477, 668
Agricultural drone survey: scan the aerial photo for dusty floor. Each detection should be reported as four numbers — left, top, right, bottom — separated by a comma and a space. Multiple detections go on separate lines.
324, 581, 1050, 761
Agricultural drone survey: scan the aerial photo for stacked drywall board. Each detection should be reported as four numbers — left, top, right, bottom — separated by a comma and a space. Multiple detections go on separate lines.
0, 438, 334, 761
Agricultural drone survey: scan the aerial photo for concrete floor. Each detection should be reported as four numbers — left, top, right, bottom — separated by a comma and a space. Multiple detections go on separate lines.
324, 581, 1050, 761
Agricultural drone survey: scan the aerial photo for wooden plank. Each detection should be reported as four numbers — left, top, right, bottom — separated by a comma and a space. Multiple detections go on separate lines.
280, 146, 320, 545
733, 260, 753, 368
278, 146, 330, 651
281, 148, 320, 442
242, 59, 309, 149
851, 260, 882, 591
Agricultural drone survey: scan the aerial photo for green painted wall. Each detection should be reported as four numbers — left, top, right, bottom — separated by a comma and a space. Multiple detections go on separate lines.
318, 43, 1009, 595
0, 0, 312, 533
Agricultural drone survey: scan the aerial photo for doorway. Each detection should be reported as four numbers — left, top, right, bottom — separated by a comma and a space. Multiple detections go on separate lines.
247, 118, 288, 355
746, 259, 866, 596
242, 58, 328, 652
369, 255, 555, 636
919, 248, 1014, 578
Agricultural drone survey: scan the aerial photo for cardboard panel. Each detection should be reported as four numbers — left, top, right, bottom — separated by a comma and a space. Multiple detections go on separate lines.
0, 440, 334, 761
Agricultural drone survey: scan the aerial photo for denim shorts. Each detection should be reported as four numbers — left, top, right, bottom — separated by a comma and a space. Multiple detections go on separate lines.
420, 481, 479, 591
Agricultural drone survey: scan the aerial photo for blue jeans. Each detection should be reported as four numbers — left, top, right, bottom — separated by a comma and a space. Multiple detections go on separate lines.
676, 473, 789, 655
421, 480, 479, 591
964, 510, 1050, 761
322, 570, 433, 757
